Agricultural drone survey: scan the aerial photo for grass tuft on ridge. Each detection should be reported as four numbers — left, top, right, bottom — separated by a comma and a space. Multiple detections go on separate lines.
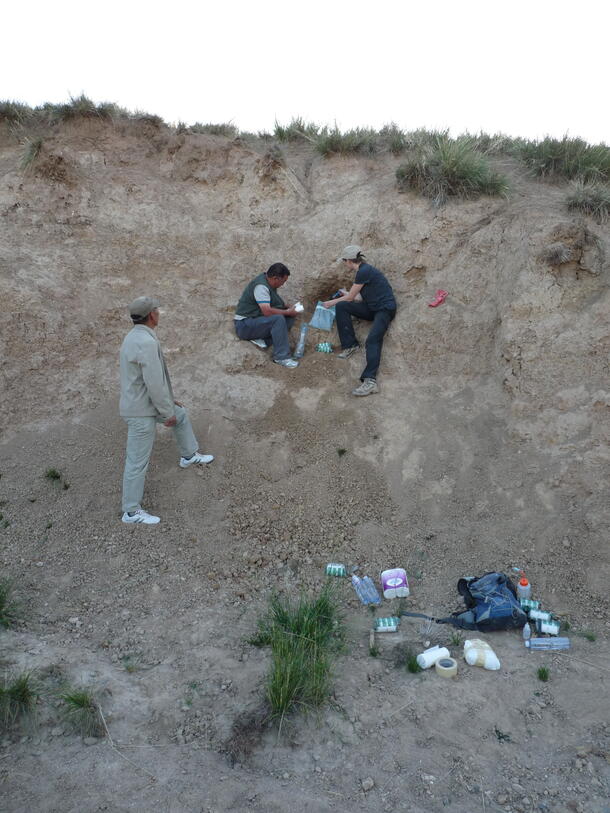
396, 135, 509, 205
517, 136, 610, 183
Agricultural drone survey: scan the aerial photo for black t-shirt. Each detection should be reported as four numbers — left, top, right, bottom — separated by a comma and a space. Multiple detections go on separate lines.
354, 263, 396, 311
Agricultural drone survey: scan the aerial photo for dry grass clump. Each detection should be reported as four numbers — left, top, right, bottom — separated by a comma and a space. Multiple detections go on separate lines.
566, 181, 610, 223
539, 241, 573, 266
396, 135, 509, 205
0, 579, 21, 628
517, 136, 610, 183
187, 122, 238, 137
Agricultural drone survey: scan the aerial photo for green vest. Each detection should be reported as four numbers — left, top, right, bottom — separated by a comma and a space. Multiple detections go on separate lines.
235, 273, 286, 318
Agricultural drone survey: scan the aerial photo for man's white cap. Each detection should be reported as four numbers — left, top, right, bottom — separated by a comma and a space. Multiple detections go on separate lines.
337, 245, 364, 262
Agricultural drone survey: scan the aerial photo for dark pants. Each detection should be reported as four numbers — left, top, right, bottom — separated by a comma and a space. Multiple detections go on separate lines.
335, 302, 396, 381
234, 315, 295, 360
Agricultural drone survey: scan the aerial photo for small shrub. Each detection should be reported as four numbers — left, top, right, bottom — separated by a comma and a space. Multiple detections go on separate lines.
0, 672, 38, 730
396, 136, 509, 206
274, 117, 319, 142
0, 580, 21, 628
20, 136, 43, 171
517, 136, 610, 182
133, 112, 164, 127
45, 468, 61, 481
315, 126, 378, 156
378, 123, 407, 154
566, 182, 610, 223
189, 122, 238, 137
336, 448, 347, 457
580, 630, 596, 642
537, 666, 550, 682
60, 687, 104, 737
369, 644, 380, 657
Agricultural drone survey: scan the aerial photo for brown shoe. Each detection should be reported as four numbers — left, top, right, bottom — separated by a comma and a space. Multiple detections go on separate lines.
352, 378, 379, 396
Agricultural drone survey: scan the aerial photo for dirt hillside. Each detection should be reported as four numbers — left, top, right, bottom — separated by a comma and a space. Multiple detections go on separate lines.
0, 119, 608, 813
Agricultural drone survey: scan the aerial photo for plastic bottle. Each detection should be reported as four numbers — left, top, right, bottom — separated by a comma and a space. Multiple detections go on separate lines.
351, 575, 381, 605
294, 324, 308, 359
463, 639, 501, 670
522, 622, 532, 643
525, 637, 570, 651
517, 573, 531, 600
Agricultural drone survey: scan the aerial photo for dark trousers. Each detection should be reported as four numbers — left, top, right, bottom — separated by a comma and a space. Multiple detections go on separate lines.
234, 315, 295, 360
335, 302, 396, 381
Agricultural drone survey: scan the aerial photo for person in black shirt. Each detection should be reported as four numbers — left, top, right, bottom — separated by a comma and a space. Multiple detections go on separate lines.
322, 245, 396, 396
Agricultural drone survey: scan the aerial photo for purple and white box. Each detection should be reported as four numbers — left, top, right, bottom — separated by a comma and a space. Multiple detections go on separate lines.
380, 568, 409, 599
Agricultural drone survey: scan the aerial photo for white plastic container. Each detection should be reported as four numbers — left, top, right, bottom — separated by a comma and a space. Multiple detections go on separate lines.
517, 575, 531, 600
380, 568, 409, 599
416, 645, 450, 670
463, 639, 501, 670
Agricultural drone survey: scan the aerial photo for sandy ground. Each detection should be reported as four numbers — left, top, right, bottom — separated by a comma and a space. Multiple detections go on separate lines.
0, 121, 609, 812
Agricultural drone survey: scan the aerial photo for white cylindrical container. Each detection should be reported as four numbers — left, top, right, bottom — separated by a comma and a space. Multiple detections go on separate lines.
463, 639, 501, 670
416, 645, 450, 670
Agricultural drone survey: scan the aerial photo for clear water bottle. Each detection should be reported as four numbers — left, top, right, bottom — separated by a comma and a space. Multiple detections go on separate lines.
522, 622, 532, 643
351, 575, 381, 605
294, 324, 308, 359
525, 637, 570, 651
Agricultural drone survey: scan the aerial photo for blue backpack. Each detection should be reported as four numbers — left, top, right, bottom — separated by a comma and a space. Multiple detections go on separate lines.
402, 572, 527, 632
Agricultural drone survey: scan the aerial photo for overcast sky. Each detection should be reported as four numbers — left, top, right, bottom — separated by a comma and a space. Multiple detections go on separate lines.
3, 0, 608, 143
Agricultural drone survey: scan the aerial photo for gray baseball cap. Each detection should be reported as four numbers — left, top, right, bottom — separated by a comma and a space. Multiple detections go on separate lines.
337, 245, 364, 262
128, 296, 160, 319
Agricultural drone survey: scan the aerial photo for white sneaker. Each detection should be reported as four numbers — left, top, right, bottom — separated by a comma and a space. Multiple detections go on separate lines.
180, 452, 214, 468
250, 338, 268, 350
122, 509, 160, 525
273, 358, 299, 368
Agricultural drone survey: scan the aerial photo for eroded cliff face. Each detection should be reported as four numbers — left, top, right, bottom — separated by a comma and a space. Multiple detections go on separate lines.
1, 119, 608, 586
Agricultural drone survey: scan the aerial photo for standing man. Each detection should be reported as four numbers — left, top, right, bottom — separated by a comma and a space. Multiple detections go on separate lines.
234, 263, 299, 368
322, 246, 396, 396
119, 296, 214, 525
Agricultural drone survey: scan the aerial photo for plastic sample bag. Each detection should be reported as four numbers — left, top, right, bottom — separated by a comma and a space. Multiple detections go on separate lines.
309, 301, 335, 331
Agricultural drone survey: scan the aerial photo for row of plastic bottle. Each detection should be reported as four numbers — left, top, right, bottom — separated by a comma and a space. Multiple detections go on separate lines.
522, 622, 570, 650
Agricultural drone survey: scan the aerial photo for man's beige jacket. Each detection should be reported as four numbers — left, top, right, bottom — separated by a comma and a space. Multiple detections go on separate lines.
119, 325, 175, 419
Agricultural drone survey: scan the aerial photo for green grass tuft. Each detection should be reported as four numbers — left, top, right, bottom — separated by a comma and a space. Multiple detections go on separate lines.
537, 666, 550, 682
0, 672, 38, 730
45, 468, 61, 481
580, 630, 596, 642
60, 687, 104, 737
0, 100, 34, 124
566, 181, 610, 223
517, 136, 610, 182
396, 136, 509, 206
274, 117, 320, 142
43, 94, 119, 124
406, 652, 422, 673
0, 580, 21, 628
20, 136, 43, 171
315, 126, 378, 156
252, 585, 343, 720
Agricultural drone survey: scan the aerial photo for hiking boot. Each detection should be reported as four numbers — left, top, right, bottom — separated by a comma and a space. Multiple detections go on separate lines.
273, 357, 299, 368
250, 338, 268, 350
180, 452, 215, 468
338, 344, 359, 359
352, 378, 379, 397
122, 509, 160, 525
